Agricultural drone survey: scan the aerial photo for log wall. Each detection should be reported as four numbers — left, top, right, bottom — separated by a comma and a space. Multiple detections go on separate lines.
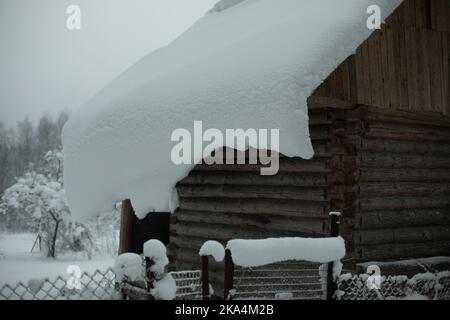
170, 103, 450, 273
170, 112, 335, 273
350, 106, 450, 261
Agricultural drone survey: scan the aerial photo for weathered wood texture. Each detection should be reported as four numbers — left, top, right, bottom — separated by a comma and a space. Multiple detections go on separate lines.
169, 1, 450, 273
170, 109, 339, 273
351, 106, 450, 262
170, 105, 450, 272
119, 199, 134, 255
314, 0, 450, 115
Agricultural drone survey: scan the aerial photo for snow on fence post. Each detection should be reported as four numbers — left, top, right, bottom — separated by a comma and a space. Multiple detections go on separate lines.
199, 241, 225, 300
143, 239, 176, 300
327, 212, 341, 300
118, 199, 134, 255
224, 249, 235, 300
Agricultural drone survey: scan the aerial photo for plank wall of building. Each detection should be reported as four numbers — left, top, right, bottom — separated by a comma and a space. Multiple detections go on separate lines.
315, 0, 450, 115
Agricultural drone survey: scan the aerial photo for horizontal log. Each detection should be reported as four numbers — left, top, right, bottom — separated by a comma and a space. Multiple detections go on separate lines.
178, 198, 328, 218
170, 236, 215, 255
361, 138, 450, 155
171, 221, 307, 242
174, 210, 328, 235
366, 121, 450, 142
356, 208, 450, 229
179, 171, 327, 187
360, 167, 450, 182
363, 106, 450, 128
355, 226, 450, 245
307, 95, 357, 110
177, 184, 326, 201
360, 152, 450, 169
308, 110, 333, 125
359, 196, 450, 211
359, 182, 450, 197
356, 240, 450, 261
309, 125, 331, 141
194, 158, 328, 173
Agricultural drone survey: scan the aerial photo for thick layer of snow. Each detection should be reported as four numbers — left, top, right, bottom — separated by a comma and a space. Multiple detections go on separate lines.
151, 273, 177, 300
0, 233, 114, 286
143, 239, 169, 275
63, 0, 402, 221
113, 253, 144, 282
199, 240, 225, 262
208, 0, 248, 12
226, 237, 345, 267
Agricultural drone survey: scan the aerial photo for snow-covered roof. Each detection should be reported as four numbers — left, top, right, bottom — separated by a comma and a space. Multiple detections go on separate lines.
63, 0, 401, 221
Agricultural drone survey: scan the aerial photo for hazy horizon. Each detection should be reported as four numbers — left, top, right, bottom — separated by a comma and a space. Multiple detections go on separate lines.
0, 0, 217, 126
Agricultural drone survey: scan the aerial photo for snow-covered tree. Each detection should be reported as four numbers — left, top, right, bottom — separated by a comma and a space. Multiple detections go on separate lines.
0, 150, 93, 258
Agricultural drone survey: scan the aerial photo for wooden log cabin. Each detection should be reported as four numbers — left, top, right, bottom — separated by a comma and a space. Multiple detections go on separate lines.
119, 0, 450, 276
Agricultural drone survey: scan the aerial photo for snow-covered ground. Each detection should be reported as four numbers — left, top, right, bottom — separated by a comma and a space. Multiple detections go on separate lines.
0, 233, 114, 287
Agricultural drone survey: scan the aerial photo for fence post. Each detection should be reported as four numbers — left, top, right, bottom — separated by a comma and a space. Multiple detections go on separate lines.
201, 255, 210, 300
145, 257, 155, 300
326, 212, 341, 300
223, 249, 234, 300
119, 199, 134, 255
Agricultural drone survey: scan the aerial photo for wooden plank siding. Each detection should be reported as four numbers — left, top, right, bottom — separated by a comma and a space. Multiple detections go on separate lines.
314, 0, 450, 115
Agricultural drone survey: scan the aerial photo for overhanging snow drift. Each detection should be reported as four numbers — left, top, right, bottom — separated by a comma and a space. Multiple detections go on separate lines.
63, 0, 402, 221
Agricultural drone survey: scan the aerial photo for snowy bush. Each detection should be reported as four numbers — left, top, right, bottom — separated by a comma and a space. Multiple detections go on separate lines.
86, 208, 120, 257
0, 150, 93, 258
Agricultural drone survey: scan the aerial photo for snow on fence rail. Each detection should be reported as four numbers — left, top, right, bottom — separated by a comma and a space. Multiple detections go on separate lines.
336, 271, 450, 300
221, 212, 344, 300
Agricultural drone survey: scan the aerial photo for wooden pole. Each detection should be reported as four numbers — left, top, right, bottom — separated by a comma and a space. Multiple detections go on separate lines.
145, 257, 155, 300
119, 199, 134, 255
201, 255, 210, 300
326, 212, 341, 300
223, 249, 234, 300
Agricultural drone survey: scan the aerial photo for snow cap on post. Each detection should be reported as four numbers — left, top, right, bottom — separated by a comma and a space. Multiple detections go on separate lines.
329, 211, 341, 216
113, 252, 145, 282
151, 274, 177, 300
199, 240, 225, 262
143, 239, 169, 275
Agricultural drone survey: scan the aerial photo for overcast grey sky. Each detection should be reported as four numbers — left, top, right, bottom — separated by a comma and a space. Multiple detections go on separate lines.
0, 0, 217, 125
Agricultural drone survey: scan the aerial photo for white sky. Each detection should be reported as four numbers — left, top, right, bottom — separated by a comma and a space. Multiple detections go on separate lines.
0, 0, 217, 125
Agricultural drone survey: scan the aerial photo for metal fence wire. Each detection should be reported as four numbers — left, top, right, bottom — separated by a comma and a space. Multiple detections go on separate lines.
2, 267, 449, 300
0, 268, 202, 300
171, 270, 202, 300
336, 271, 450, 300
0, 268, 118, 300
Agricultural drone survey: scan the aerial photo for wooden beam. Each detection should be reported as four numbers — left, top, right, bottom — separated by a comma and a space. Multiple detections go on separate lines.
119, 199, 134, 255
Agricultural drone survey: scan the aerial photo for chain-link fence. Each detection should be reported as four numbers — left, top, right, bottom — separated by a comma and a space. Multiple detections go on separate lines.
336, 271, 450, 300
0, 268, 202, 300
3, 266, 449, 300
0, 268, 118, 300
